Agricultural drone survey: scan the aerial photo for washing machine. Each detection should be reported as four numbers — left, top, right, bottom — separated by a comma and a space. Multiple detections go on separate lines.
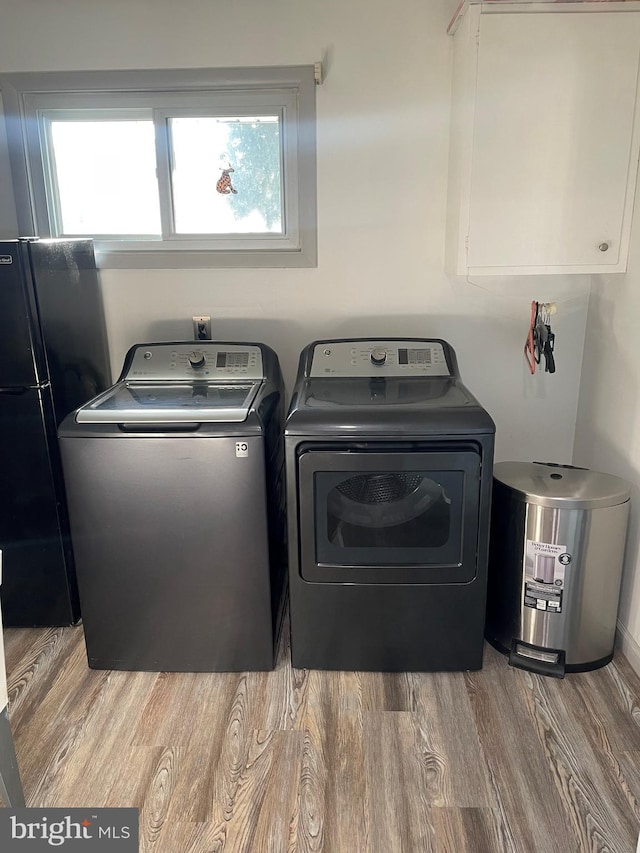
285, 338, 495, 671
58, 341, 286, 672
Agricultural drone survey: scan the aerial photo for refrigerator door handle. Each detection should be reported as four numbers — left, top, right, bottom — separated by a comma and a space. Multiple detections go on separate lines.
0, 382, 50, 395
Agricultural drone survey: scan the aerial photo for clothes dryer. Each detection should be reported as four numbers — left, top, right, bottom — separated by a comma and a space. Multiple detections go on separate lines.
285, 338, 495, 671
59, 341, 286, 671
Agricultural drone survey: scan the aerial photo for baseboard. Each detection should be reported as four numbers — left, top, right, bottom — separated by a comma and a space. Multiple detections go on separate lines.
616, 620, 640, 677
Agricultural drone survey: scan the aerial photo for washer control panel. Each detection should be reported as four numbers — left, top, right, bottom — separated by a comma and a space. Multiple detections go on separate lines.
309, 340, 452, 377
123, 343, 264, 381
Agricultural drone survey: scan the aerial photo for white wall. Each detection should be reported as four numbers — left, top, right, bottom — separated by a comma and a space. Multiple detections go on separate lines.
574, 175, 640, 672
0, 0, 590, 463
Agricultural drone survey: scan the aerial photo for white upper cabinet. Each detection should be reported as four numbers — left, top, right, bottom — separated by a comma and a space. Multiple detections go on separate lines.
445, 2, 640, 276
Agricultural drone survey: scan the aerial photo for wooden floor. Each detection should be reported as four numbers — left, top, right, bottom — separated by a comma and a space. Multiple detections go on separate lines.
3, 622, 640, 853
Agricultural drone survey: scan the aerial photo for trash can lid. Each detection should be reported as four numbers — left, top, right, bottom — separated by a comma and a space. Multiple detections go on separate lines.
493, 462, 631, 510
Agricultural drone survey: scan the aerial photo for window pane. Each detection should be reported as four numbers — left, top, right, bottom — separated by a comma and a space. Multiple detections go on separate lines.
170, 116, 282, 235
50, 120, 161, 235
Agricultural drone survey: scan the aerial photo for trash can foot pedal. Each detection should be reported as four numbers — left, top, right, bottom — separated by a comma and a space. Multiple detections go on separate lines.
509, 639, 566, 678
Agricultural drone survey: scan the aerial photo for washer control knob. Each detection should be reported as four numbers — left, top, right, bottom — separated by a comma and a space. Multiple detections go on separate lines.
370, 348, 387, 366
188, 350, 206, 368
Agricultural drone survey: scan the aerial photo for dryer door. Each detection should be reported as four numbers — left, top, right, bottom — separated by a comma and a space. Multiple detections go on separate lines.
297, 447, 481, 584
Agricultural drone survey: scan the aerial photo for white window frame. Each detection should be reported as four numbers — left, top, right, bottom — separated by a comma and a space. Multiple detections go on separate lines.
1, 67, 317, 269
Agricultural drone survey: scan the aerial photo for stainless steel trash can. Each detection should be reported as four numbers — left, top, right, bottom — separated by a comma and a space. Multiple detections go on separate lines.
486, 462, 630, 677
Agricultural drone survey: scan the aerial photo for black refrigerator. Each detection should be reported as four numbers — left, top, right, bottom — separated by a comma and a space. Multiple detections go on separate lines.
0, 238, 111, 626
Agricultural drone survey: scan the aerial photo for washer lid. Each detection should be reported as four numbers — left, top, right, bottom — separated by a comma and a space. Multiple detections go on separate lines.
493, 462, 630, 509
75, 380, 261, 423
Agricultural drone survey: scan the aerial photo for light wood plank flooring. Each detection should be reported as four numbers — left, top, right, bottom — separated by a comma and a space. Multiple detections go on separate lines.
3, 622, 640, 853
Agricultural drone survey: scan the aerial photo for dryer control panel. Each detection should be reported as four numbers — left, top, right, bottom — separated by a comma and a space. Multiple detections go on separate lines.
309, 340, 452, 377
122, 343, 264, 381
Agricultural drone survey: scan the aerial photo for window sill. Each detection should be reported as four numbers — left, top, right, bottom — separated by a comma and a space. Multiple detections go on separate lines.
94, 243, 317, 269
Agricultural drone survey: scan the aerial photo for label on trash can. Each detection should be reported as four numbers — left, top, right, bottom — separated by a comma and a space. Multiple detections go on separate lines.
524, 539, 570, 613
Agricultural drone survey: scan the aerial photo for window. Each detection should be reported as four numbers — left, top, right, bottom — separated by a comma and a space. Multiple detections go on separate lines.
1, 67, 317, 268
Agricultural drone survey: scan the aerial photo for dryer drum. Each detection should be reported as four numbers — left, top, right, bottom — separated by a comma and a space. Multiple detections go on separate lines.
337, 472, 423, 504
327, 472, 451, 548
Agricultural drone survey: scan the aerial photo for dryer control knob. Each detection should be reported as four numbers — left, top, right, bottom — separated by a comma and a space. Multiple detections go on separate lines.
188, 350, 206, 368
370, 348, 387, 366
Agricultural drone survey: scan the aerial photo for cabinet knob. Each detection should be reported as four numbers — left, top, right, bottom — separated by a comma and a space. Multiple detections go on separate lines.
598, 242, 610, 253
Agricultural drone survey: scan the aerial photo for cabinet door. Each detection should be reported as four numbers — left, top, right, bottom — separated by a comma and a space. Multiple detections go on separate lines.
467, 11, 640, 273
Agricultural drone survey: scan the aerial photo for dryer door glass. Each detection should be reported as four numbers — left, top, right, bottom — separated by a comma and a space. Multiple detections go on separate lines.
320, 470, 461, 564
297, 449, 481, 584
